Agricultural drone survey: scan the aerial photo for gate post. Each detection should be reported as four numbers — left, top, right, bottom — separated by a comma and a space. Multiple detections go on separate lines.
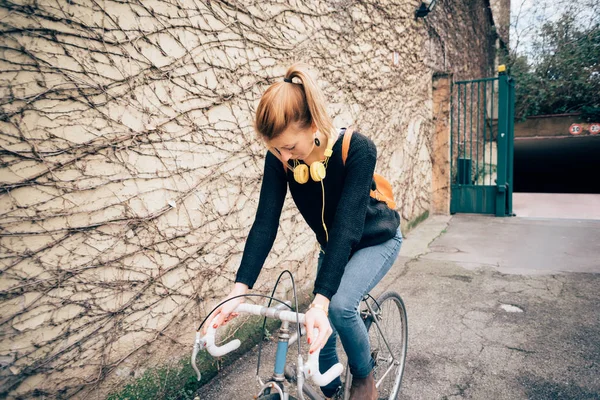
506, 77, 516, 216
495, 66, 509, 216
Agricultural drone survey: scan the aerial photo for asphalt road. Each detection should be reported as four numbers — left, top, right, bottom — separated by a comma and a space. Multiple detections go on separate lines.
196, 214, 600, 399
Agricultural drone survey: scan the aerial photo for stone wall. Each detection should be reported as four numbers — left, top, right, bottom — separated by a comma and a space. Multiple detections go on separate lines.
515, 113, 598, 137
0, 0, 502, 398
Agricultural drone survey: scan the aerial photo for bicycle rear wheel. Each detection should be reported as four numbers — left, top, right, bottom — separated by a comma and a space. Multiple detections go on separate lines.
365, 291, 408, 400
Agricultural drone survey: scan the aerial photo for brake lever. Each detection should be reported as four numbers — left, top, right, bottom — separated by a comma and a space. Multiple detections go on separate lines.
191, 331, 204, 381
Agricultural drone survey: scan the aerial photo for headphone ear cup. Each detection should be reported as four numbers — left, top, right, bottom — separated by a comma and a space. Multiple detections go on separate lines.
310, 161, 326, 182
294, 164, 309, 184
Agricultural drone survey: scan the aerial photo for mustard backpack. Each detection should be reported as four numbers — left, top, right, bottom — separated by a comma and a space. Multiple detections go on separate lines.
342, 127, 397, 209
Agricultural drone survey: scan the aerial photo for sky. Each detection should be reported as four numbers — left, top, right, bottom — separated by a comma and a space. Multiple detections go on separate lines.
509, 0, 599, 56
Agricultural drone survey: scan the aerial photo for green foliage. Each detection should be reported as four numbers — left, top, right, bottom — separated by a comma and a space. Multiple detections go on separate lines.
580, 105, 600, 121
508, 13, 600, 120
473, 163, 497, 185
404, 210, 429, 234
105, 357, 209, 400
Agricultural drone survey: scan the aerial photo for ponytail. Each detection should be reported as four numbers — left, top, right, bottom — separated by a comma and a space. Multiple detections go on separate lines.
254, 63, 335, 143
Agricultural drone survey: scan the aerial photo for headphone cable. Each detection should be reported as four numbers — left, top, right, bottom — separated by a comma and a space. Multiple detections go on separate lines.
321, 179, 328, 243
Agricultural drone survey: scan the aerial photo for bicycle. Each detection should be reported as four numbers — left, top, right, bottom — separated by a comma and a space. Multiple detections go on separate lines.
192, 283, 407, 400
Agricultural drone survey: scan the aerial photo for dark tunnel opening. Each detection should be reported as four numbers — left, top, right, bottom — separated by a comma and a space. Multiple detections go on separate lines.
514, 136, 600, 194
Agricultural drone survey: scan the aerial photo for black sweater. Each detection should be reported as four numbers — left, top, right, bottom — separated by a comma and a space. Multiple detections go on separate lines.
235, 130, 401, 299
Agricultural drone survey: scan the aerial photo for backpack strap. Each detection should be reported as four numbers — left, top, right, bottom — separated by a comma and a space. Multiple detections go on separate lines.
340, 126, 397, 209
341, 126, 354, 166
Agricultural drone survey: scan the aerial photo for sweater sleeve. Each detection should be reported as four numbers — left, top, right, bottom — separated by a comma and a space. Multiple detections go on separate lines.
235, 151, 287, 289
313, 134, 377, 299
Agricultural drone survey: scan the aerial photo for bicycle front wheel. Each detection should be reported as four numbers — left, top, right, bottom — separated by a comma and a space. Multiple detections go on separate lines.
366, 291, 408, 400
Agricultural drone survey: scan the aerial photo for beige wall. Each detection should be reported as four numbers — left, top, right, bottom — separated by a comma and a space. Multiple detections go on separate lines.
0, 0, 502, 398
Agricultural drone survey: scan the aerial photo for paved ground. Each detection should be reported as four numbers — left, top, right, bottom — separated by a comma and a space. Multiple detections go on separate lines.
196, 214, 600, 399
513, 193, 600, 220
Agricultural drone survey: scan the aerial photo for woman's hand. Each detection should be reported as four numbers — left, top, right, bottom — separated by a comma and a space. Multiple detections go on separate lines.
202, 283, 248, 335
305, 295, 332, 354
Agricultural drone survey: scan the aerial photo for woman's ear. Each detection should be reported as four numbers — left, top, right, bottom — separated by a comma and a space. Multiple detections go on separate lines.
311, 121, 318, 134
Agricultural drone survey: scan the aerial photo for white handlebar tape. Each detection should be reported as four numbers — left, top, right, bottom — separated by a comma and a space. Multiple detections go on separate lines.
202, 318, 241, 357
303, 328, 344, 387
202, 304, 303, 357
236, 303, 306, 324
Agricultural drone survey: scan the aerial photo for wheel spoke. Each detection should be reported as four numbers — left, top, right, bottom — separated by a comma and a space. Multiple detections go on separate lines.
374, 364, 396, 388
366, 292, 407, 400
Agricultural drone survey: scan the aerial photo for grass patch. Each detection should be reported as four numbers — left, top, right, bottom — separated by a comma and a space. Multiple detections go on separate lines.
106, 356, 209, 400
403, 210, 429, 235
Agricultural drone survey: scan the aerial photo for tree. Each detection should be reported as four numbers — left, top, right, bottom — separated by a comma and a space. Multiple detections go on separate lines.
508, 12, 600, 120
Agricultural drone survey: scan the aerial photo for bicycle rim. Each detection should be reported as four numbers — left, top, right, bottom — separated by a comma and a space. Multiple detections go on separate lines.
366, 291, 408, 400
257, 395, 297, 400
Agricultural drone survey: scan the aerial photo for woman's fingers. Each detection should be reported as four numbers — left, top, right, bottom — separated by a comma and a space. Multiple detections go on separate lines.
202, 310, 219, 334
306, 310, 332, 353
305, 317, 315, 351
315, 325, 330, 350
309, 326, 327, 353
213, 311, 229, 328
199, 286, 247, 335
203, 309, 240, 333
205, 310, 228, 333
221, 308, 240, 324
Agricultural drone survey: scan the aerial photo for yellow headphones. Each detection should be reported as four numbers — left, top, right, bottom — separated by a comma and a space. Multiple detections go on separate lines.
269, 129, 336, 244
291, 130, 334, 244
290, 131, 334, 184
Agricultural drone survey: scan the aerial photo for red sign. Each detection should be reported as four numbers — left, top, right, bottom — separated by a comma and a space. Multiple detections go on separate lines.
569, 123, 582, 135
590, 123, 600, 135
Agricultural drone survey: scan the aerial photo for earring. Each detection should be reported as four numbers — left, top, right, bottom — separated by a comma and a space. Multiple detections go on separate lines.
314, 136, 321, 147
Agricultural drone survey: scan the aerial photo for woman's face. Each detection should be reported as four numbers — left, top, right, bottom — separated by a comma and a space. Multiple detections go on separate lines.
267, 123, 317, 163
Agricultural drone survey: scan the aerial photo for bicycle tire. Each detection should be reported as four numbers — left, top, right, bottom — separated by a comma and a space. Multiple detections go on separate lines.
366, 291, 408, 400
257, 395, 297, 400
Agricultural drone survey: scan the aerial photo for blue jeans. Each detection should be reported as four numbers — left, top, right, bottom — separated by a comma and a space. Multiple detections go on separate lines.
317, 228, 403, 397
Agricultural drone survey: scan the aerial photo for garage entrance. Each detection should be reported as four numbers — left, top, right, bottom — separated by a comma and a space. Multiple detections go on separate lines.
513, 117, 600, 219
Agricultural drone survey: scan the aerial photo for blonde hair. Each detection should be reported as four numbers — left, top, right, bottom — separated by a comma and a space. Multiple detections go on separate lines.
254, 62, 335, 143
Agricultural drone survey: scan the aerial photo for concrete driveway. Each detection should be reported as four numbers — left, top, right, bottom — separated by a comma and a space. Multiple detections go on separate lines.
196, 214, 600, 399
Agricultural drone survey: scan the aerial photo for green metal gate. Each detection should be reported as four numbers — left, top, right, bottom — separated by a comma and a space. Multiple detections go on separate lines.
450, 66, 515, 216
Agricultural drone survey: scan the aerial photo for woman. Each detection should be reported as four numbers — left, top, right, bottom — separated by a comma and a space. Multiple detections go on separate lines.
205, 63, 402, 400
